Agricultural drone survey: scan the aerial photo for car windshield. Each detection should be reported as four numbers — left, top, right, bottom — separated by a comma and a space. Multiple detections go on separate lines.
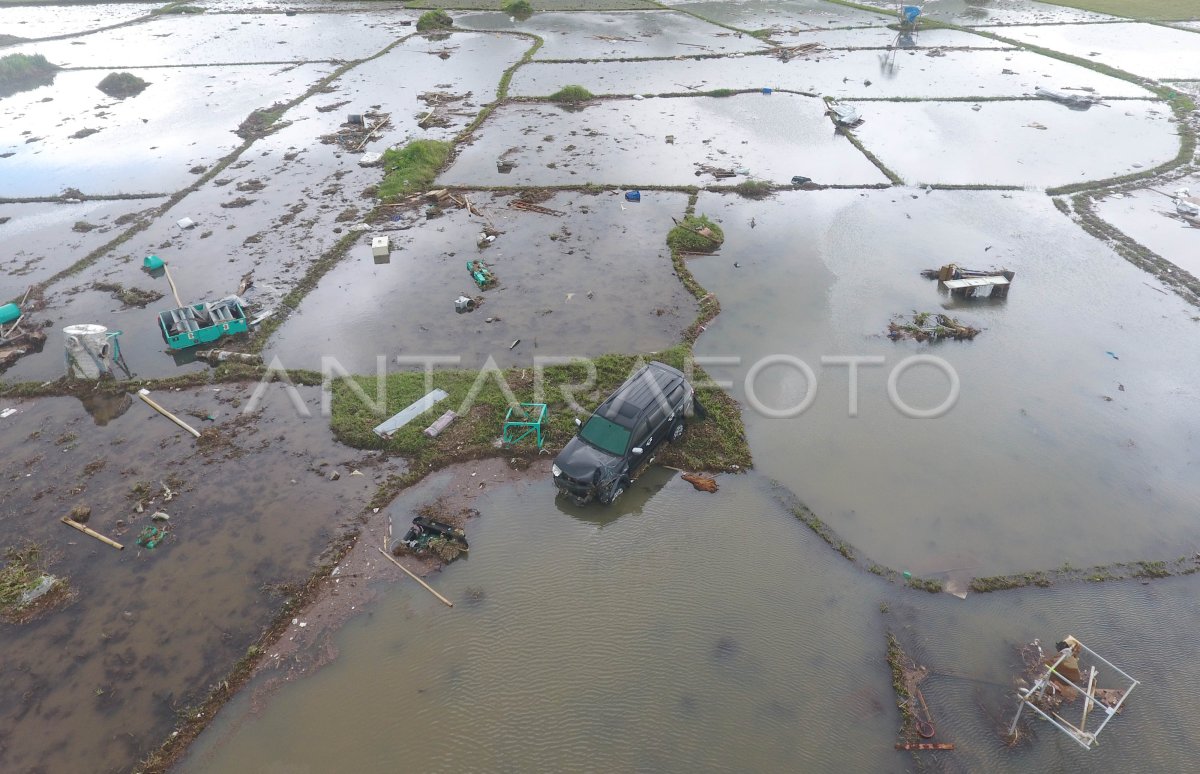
579, 414, 630, 456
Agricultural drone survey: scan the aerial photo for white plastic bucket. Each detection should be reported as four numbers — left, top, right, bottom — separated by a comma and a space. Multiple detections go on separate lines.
64, 324, 111, 379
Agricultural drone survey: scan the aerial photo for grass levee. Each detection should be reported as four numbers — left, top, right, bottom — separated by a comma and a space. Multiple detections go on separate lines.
378, 140, 452, 200
549, 84, 594, 103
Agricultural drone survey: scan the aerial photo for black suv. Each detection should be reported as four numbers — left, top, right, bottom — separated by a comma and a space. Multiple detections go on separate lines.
552, 361, 701, 506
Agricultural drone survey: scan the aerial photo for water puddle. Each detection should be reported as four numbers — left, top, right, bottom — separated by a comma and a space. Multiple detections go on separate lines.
688, 189, 1200, 575
508, 48, 1153, 100
1093, 179, 1200, 278
266, 190, 698, 373
850, 99, 1176, 187
440, 94, 888, 187
456, 10, 770, 60
0, 384, 400, 773
996, 23, 1200, 79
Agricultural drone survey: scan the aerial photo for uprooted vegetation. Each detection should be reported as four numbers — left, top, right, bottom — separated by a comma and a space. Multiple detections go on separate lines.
93, 281, 164, 309
887, 312, 980, 342
667, 213, 725, 253
501, 0, 535, 20
731, 179, 774, 200
96, 71, 150, 99
416, 9, 454, 32
0, 53, 58, 98
549, 84, 594, 103
1, 544, 68, 624
378, 139, 451, 200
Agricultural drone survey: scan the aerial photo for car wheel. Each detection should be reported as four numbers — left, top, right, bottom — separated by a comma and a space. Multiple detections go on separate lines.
670, 420, 685, 442
603, 480, 625, 505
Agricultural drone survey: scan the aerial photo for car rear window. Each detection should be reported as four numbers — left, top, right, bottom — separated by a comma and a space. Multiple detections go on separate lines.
579, 414, 631, 456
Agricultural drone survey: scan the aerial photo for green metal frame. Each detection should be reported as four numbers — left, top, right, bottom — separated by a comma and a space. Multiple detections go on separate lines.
503, 403, 547, 449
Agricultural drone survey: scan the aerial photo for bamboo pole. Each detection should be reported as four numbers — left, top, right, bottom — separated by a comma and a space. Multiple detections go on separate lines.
62, 517, 124, 550
162, 264, 184, 308
137, 390, 201, 438
376, 547, 453, 607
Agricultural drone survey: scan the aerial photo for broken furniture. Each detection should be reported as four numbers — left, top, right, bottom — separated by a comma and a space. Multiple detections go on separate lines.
502, 402, 547, 450
157, 297, 249, 350
924, 264, 1015, 299
1009, 635, 1138, 750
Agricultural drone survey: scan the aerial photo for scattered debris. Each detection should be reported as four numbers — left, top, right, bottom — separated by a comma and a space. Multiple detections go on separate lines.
454, 296, 477, 313
135, 524, 168, 549
774, 42, 822, 61
195, 349, 261, 365
177, 217, 196, 230
1034, 86, 1098, 110
322, 110, 391, 150
373, 389, 449, 439
1009, 636, 1138, 749
423, 410, 457, 438
887, 312, 980, 342
68, 505, 91, 523
137, 389, 201, 439
509, 199, 564, 217
681, 473, 718, 493
61, 515, 123, 550
921, 264, 1015, 298
467, 260, 496, 289
827, 101, 863, 128
395, 515, 469, 561
376, 547, 453, 607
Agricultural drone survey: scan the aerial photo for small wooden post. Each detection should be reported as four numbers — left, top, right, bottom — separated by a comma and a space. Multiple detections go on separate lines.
376, 547, 453, 608
61, 517, 124, 550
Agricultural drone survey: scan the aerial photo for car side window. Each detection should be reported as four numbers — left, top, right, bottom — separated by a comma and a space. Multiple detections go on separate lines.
632, 419, 650, 449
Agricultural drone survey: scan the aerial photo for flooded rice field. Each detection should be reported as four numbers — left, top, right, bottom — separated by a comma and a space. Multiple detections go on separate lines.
660, 0, 889, 29
267, 190, 698, 374
2, 1, 1199, 771
689, 189, 1200, 575
458, 10, 770, 59
997, 23, 1200, 80
1093, 177, 1200, 278
440, 94, 889, 187
180, 469, 1200, 773
508, 48, 1154, 99
0, 384, 401, 774
849, 99, 1178, 187
0, 64, 335, 197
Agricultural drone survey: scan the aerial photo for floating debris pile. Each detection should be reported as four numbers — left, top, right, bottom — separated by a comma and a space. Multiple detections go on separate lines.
888, 312, 980, 342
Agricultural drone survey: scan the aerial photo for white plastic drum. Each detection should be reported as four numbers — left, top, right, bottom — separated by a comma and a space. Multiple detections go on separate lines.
63, 324, 112, 379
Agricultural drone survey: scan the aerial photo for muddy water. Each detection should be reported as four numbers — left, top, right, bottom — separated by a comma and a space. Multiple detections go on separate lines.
0, 199, 163, 300
1, 31, 529, 384
181, 469, 1200, 772
689, 189, 1200, 576
457, 10, 769, 60
857, 0, 1123, 25
0, 385, 402, 773
440, 94, 888, 187
997, 23, 1200, 79
850, 99, 1177, 188
266, 190, 699, 373
508, 48, 1154, 100
1093, 180, 1200, 278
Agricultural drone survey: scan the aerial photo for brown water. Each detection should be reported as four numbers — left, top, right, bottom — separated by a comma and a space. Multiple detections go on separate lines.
180, 470, 1200, 773
0, 385, 401, 774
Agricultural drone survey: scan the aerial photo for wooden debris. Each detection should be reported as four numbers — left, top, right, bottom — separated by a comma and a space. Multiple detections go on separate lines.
681, 473, 718, 493
377, 547, 453, 607
62, 516, 123, 550
775, 42, 822, 60
895, 743, 955, 751
509, 199, 565, 217
137, 390, 201, 438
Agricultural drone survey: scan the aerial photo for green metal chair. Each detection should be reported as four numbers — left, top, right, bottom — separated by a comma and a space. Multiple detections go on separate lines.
502, 403, 547, 449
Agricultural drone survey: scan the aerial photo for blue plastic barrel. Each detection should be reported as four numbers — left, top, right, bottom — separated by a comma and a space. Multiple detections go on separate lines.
902, 5, 921, 24
625, 190, 641, 202
762, 87, 773, 95
0, 303, 19, 325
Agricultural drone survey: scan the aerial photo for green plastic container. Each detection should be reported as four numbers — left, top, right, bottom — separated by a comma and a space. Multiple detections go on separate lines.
143, 254, 165, 271
0, 303, 20, 325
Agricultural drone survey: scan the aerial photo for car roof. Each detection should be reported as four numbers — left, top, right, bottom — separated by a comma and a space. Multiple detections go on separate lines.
594, 362, 685, 428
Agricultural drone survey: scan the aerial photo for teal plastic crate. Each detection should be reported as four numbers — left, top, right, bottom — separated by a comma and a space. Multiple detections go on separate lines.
157, 298, 248, 350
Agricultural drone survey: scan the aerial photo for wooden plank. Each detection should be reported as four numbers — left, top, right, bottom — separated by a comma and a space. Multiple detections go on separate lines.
942, 276, 1010, 289
895, 743, 954, 751
376, 548, 453, 607
62, 517, 124, 550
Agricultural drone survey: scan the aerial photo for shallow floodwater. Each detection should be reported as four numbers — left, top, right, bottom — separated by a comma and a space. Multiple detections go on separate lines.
1093, 181, 1200, 278
508, 47, 1154, 100
266, 190, 699, 373
690, 189, 1200, 576
850, 99, 1178, 188
997, 23, 1200, 80
457, 10, 769, 60
440, 94, 888, 187
181, 471, 1200, 772
0, 2, 157, 40
659, 0, 888, 29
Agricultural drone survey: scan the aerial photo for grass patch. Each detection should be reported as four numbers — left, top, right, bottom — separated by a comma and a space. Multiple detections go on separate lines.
548, 84, 593, 103
378, 139, 451, 200
152, 2, 205, 14
328, 344, 751, 475
0, 52, 57, 98
1036, 0, 1200, 20
1, 544, 65, 623
416, 9, 454, 32
501, 0, 534, 19
96, 71, 149, 99
731, 179, 774, 200
667, 213, 724, 253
